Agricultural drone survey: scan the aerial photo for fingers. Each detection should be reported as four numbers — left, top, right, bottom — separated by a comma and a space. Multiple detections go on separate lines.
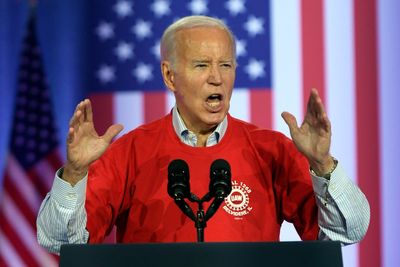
67, 127, 75, 144
103, 124, 124, 144
307, 88, 326, 119
281, 111, 299, 136
69, 99, 92, 127
67, 99, 93, 143
84, 99, 94, 122
306, 89, 331, 132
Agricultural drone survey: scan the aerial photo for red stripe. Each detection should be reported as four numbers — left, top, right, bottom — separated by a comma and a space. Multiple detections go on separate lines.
27, 169, 50, 198
354, 0, 381, 266
0, 255, 6, 267
143, 91, 167, 123
301, 0, 326, 112
0, 212, 40, 267
45, 149, 64, 170
250, 88, 272, 129
3, 176, 37, 228
89, 93, 115, 135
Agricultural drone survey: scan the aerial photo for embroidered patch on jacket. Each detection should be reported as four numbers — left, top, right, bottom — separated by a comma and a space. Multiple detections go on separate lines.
223, 180, 253, 219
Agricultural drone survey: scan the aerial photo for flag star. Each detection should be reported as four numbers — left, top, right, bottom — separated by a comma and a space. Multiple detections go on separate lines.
244, 58, 265, 80
132, 20, 153, 40
96, 22, 115, 40
244, 15, 264, 37
114, 0, 133, 18
187, 0, 208, 15
133, 62, 153, 83
151, 40, 161, 60
225, 0, 246, 16
97, 65, 115, 84
115, 41, 134, 61
236, 39, 247, 57
151, 0, 171, 18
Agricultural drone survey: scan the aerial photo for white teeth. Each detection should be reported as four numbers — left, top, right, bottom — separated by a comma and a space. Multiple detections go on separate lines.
207, 102, 219, 108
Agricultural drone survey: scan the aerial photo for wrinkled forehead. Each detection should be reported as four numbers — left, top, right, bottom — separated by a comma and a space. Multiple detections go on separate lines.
174, 27, 234, 55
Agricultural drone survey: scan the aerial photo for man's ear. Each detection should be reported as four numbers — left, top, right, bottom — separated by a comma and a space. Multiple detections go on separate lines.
161, 61, 175, 92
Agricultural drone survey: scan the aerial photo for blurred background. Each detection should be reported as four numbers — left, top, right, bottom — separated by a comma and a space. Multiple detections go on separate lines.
0, 0, 399, 266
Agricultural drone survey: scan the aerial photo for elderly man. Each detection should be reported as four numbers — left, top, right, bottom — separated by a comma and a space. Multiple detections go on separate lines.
37, 15, 369, 254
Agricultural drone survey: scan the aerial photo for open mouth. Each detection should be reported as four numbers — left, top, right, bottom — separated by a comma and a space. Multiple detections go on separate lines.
206, 94, 223, 110
207, 94, 222, 101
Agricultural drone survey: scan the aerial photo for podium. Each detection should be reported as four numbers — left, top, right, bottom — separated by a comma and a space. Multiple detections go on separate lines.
60, 241, 343, 267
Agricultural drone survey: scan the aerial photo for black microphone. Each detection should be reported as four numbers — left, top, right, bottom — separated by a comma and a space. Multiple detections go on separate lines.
205, 159, 232, 221
167, 159, 196, 221
168, 159, 191, 200
209, 159, 232, 199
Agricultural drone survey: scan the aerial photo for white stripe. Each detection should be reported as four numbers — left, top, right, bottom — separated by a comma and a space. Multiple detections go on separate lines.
0, 230, 26, 267
114, 91, 144, 137
378, 0, 400, 266
6, 155, 43, 213
324, 1, 358, 266
229, 88, 250, 121
271, 0, 302, 241
271, 0, 303, 137
3, 192, 57, 267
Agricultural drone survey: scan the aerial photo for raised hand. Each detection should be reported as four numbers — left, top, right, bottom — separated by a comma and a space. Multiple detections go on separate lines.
281, 88, 334, 176
63, 99, 123, 185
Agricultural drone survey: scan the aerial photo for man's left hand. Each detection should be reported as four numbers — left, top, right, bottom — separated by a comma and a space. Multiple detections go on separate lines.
281, 88, 334, 176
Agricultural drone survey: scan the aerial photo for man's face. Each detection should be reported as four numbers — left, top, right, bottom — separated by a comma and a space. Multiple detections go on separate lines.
163, 27, 236, 134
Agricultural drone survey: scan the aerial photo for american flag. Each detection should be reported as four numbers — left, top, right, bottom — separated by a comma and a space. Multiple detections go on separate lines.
85, 1, 384, 267
0, 0, 395, 266
87, 0, 272, 135
0, 11, 60, 267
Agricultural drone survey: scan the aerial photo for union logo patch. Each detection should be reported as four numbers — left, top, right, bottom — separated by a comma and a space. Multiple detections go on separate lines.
223, 180, 253, 219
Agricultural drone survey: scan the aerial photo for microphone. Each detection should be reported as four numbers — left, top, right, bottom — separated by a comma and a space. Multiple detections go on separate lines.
209, 159, 232, 199
205, 159, 232, 221
167, 159, 196, 221
168, 159, 191, 200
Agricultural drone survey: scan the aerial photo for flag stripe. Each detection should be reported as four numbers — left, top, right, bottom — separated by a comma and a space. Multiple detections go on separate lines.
33, 155, 60, 191
2, 192, 57, 267
271, 0, 302, 137
6, 155, 45, 212
44, 149, 65, 172
90, 93, 115, 135
324, 0, 358, 266
270, 0, 304, 241
230, 88, 250, 121
0, 230, 28, 267
115, 91, 143, 137
354, 0, 382, 266
250, 89, 272, 129
3, 177, 37, 228
377, 1, 400, 266
27, 169, 51, 197
144, 91, 167, 123
301, 0, 326, 109
0, 211, 40, 267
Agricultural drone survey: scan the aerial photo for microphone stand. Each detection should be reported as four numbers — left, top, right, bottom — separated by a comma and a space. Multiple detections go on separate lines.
188, 193, 214, 242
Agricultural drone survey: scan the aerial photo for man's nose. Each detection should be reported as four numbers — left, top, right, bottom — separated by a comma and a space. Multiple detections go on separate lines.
207, 64, 222, 86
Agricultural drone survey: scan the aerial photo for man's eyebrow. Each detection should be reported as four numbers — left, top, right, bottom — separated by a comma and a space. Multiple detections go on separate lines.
192, 59, 211, 63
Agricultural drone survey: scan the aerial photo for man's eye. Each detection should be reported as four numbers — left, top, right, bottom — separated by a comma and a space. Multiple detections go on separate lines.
221, 63, 232, 68
195, 64, 207, 68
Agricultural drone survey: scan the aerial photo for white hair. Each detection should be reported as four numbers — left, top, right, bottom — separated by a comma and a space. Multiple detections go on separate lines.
160, 15, 237, 69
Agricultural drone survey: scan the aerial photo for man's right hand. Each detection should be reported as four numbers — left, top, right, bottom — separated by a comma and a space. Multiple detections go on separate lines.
62, 99, 123, 185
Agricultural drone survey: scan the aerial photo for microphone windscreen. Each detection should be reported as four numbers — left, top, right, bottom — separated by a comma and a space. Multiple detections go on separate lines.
168, 159, 189, 175
210, 159, 231, 173
168, 159, 190, 199
209, 159, 232, 198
